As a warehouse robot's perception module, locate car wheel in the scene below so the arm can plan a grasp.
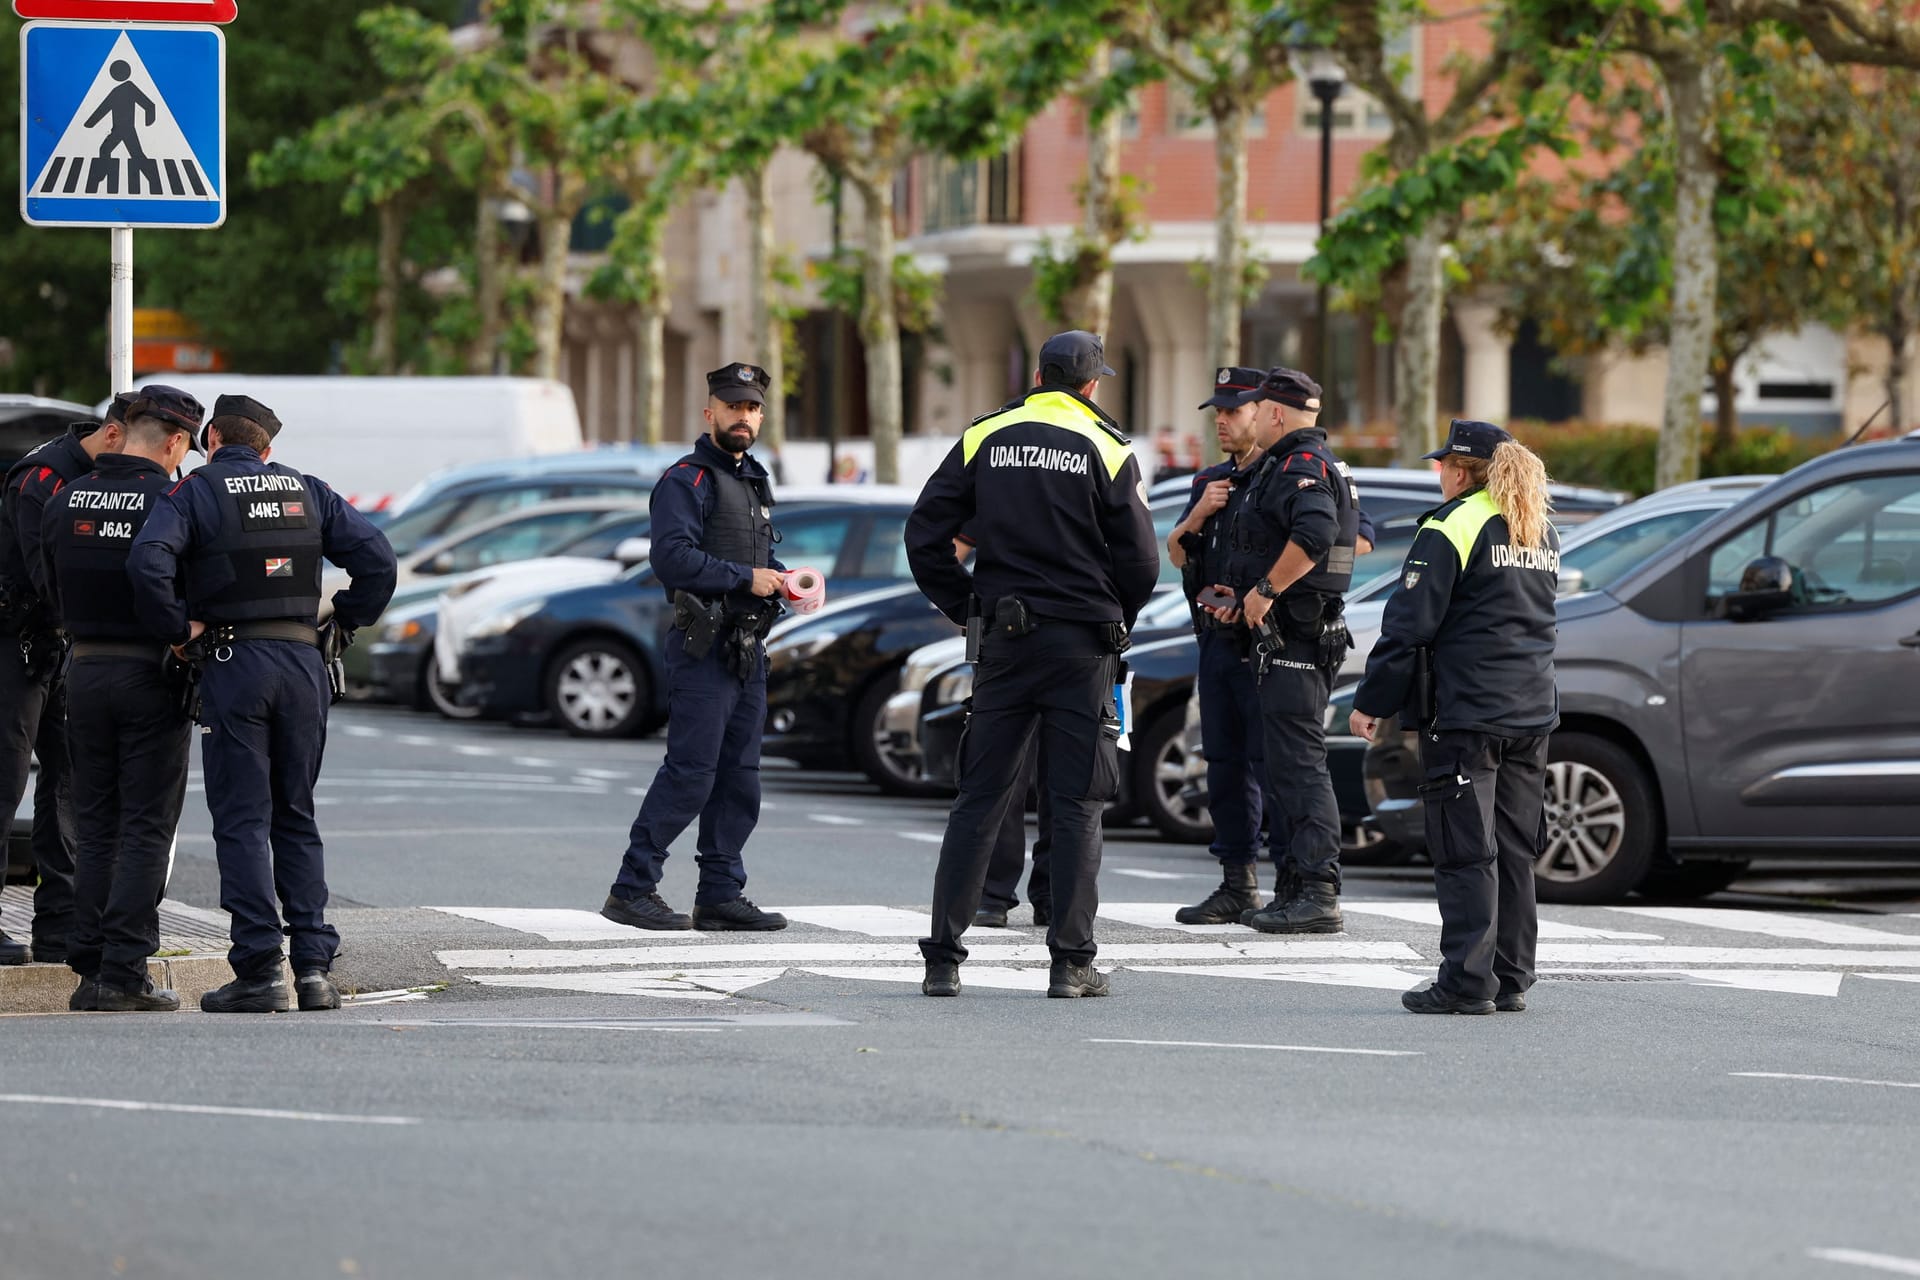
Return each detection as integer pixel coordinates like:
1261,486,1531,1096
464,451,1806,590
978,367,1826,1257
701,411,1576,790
851,672,948,797
547,638,650,739
1637,859,1751,901
1133,704,1212,843
425,655,481,721
1535,731,1659,904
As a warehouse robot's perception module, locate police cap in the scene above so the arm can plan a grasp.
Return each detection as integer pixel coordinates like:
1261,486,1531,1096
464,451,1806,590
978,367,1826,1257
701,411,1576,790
1199,366,1265,410
128,385,207,439
707,363,770,406
1037,330,1116,386
1255,367,1323,411
1423,418,1513,462
104,391,138,425
212,393,283,440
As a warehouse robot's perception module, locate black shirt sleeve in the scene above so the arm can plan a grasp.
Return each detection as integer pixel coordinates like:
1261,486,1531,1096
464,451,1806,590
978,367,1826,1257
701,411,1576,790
1353,523,1462,719
905,441,976,625
1101,454,1160,626
312,477,398,629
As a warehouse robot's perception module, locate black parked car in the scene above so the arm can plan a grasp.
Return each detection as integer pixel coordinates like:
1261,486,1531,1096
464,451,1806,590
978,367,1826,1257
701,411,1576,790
1363,437,1920,902
455,501,916,737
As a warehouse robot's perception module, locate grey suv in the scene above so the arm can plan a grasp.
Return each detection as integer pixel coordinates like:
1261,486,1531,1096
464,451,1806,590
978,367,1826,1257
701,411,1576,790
1365,438,1920,902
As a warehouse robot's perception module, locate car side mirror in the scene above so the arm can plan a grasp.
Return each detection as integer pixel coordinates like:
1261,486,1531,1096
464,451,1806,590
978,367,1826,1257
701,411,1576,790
427,551,457,575
1721,555,1803,621
1555,567,1586,597
612,537,651,565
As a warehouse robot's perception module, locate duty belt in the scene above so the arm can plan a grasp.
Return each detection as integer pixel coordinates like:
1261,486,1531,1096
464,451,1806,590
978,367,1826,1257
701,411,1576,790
72,640,168,661
219,620,322,647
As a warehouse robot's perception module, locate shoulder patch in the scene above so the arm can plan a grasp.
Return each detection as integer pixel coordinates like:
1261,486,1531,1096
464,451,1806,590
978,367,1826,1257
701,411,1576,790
1296,477,1315,489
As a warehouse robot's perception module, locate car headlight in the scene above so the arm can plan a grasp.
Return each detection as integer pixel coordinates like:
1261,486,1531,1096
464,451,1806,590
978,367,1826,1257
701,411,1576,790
380,617,427,644
933,668,973,704
771,629,841,663
467,599,545,641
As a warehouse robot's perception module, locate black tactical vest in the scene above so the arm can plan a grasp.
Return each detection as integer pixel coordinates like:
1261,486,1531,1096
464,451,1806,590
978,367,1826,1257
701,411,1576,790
677,450,775,609
0,431,92,606
48,457,169,640
1228,432,1360,598
181,459,325,623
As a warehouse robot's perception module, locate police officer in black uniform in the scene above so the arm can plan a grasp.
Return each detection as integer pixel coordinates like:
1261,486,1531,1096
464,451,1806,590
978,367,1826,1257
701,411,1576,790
41,387,199,1011
601,363,790,934
1350,419,1561,1014
0,395,132,966
1220,368,1358,934
128,395,397,1013
906,330,1159,998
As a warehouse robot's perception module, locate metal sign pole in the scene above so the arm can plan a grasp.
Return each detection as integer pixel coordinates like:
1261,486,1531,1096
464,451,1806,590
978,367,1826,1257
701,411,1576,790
110,224,132,392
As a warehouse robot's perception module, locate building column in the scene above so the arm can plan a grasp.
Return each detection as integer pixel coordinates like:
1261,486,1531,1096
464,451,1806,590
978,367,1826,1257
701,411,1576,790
1124,270,1210,460
1453,299,1511,424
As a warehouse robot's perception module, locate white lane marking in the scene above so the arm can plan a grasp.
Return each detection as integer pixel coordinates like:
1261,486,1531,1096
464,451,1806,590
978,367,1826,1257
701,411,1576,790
1736,1073,1920,1091
807,813,864,827
770,905,1021,938
1129,963,1427,991
342,991,429,1006
1109,868,1207,881
901,832,944,844
513,756,559,768
343,724,382,738
0,1094,420,1126
1607,907,1920,946
453,745,494,757
396,734,440,747
577,768,628,780
1088,1038,1422,1058
1536,946,1920,967
625,787,648,797
1808,1249,1920,1276
319,779,605,795
1542,969,1845,997
323,769,560,784
1852,973,1920,985
1097,902,1242,935
469,970,788,1000
1343,900,1663,941
436,939,1423,970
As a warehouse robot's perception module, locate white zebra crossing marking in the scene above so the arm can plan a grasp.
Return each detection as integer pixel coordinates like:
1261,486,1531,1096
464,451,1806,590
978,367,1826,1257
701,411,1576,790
436,940,1425,971
1606,907,1920,946
1343,900,1663,941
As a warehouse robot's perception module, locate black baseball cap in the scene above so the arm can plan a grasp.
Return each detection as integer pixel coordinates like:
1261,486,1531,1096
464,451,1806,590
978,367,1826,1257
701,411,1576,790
1255,367,1323,411
1423,418,1513,461
212,393,282,439
103,391,138,425
129,385,207,439
707,362,770,406
1199,366,1265,410
1037,330,1116,386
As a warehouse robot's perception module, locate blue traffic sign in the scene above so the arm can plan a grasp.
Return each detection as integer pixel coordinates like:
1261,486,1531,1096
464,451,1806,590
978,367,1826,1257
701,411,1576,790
20,21,226,228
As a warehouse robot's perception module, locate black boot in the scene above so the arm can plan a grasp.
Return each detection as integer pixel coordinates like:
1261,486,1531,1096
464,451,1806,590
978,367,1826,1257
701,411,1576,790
296,971,341,1011
95,980,181,1013
30,934,66,966
1031,901,1051,927
0,931,30,966
1247,881,1343,934
600,892,692,931
1402,983,1495,1015
1240,867,1299,926
1176,863,1261,925
1046,962,1110,998
690,897,788,932
68,976,100,1011
200,974,293,1013
922,961,961,997
973,906,1010,929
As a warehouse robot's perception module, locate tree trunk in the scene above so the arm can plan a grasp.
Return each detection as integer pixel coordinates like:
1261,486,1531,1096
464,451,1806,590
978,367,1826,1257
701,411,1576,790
1060,43,1120,335
532,202,573,383
1394,220,1447,467
636,284,667,447
372,199,404,376
746,162,785,450
1888,325,1909,435
855,172,903,485
1710,360,1739,457
1207,103,1250,373
471,187,505,376
1657,55,1718,489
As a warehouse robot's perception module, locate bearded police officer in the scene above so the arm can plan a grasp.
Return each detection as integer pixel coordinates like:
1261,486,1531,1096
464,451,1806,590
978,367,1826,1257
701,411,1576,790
906,330,1159,998
1215,368,1358,934
0,394,133,966
601,363,790,934
40,388,199,1011
128,395,397,1013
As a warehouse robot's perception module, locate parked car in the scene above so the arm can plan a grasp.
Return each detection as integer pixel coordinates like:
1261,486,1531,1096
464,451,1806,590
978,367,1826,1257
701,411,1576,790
1,395,95,470
451,500,917,737
373,466,665,558
1363,439,1920,902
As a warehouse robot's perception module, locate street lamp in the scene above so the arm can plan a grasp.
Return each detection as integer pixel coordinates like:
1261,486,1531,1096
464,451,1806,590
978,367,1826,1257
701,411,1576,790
1290,41,1346,400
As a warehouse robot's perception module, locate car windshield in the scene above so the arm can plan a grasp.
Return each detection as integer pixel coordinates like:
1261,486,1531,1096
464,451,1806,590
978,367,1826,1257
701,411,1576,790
551,514,652,560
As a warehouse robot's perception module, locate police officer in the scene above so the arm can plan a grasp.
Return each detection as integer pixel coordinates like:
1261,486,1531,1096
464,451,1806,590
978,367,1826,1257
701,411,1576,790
906,330,1159,998
600,363,790,933
1349,420,1561,1015
40,388,199,1011
1168,367,1279,924
975,750,1050,929
0,395,132,965
1219,368,1358,934
128,395,397,1013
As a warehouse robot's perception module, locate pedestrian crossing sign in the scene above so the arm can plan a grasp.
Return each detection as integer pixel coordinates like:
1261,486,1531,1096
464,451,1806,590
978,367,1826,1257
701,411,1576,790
20,21,225,228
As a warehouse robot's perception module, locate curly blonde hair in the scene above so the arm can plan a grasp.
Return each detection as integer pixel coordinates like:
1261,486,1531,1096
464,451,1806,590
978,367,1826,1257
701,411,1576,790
1451,440,1554,550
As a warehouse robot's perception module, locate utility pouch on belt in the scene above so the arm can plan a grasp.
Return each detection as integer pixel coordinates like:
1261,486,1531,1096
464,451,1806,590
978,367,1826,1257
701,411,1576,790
991,596,1035,638
165,652,202,723
964,595,984,664
672,590,724,660
20,628,71,684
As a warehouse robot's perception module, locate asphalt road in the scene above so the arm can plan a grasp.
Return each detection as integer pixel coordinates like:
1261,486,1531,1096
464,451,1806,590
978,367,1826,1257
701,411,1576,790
4,703,1919,1280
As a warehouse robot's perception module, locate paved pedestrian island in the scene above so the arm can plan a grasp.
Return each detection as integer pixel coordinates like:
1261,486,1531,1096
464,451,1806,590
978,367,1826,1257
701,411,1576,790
422,901,1920,1004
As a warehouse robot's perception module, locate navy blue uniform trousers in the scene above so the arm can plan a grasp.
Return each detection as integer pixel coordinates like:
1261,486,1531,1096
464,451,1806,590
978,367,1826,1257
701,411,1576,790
613,628,763,907
0,642,75,946
979,743,1051,914
1196,627,1279,868
66,656,191,988
1255,636,1342,889
198,641,338,979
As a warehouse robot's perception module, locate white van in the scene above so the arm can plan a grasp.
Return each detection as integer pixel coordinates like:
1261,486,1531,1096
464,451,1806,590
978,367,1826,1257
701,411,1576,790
98,375,583,510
